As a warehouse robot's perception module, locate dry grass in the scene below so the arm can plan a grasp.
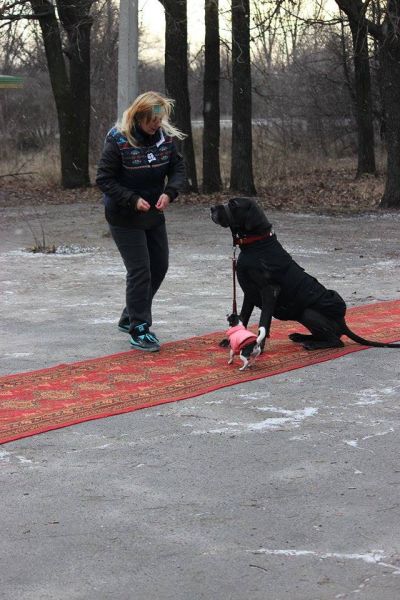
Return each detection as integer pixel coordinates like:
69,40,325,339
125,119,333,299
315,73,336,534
0,140,388,214
191,128,386,214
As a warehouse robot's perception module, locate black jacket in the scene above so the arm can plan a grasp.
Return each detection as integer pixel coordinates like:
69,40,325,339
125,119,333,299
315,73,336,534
96,126,186,228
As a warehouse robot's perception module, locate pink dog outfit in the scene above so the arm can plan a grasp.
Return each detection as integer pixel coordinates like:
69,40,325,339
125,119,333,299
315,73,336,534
226,324,257,354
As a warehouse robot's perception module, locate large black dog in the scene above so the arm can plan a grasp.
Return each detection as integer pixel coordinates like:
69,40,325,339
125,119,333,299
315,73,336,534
211,197,400,351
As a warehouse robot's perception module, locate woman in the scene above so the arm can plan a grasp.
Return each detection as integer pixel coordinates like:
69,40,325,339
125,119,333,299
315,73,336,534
96,91,186,352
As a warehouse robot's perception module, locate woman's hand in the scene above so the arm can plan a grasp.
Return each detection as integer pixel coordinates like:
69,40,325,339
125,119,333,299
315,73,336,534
136,198,151,212
155,194,170,211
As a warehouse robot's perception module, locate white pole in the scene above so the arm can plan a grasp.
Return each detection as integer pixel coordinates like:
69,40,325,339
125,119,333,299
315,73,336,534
118,0,139,120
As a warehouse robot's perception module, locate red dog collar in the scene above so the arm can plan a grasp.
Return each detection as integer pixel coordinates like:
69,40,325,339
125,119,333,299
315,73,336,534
234,231,273,246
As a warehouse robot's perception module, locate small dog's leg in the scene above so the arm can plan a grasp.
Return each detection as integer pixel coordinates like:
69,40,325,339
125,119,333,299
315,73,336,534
247,344,262,368
239,354,250,371
228,349,234,365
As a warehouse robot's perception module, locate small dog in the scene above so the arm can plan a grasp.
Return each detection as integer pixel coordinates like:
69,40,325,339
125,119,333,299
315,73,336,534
226,313,266,370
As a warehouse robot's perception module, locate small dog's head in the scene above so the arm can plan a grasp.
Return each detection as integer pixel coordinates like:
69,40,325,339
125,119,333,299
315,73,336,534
210,197,272,235
227,312,240,327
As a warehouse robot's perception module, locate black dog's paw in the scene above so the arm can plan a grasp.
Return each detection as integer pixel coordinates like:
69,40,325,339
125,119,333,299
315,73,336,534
219,337,230,348
302,342,316,351
289,333,312,343
302,339,344,351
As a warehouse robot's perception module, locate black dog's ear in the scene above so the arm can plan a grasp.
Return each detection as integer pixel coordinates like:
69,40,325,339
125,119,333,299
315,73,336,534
226,197,251,230
243,199,272,232
226,197,272,234
228,197,250,211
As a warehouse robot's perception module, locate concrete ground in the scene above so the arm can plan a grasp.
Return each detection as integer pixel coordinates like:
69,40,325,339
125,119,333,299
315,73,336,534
0,200,400,600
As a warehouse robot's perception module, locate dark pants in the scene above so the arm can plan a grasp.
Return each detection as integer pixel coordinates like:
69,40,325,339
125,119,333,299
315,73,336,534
109,223,169,333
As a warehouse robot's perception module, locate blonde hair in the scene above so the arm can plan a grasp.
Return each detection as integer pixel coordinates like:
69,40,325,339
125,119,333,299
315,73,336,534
117,91,186,146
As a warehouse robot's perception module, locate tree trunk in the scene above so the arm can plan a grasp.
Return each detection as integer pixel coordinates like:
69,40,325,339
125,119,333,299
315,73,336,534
30,0,92,189
379,13,400,208
348,8,376,176
57,1,92,188
159,0,198,193
336,0,400,207
230,0,256,195
202,0,222,192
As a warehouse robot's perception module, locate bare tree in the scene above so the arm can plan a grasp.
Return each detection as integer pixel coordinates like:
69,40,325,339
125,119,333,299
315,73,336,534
158,0,198,193
337,0,400,207
1,1,94,188
90,1,118,155
377,0,400,207
336,1,376,176
202,0,222,192
230,0,256,194
31,0,93,188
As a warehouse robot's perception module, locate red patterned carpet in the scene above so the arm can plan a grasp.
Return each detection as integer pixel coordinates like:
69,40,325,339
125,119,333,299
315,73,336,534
1,300,399,445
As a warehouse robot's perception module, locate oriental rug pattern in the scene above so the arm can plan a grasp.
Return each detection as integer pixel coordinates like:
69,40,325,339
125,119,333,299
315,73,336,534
1,300,399,445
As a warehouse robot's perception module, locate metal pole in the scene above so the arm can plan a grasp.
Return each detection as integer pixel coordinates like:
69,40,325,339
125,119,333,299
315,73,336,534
118,0,139,120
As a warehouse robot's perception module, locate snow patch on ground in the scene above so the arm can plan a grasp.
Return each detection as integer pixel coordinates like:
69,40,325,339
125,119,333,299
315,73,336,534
252,547,400,573
344,428,394,449
352,385,400,406
190,406,317,435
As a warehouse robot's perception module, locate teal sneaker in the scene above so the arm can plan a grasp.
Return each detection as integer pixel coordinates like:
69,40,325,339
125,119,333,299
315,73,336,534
147,329,160,344
130,323,160,352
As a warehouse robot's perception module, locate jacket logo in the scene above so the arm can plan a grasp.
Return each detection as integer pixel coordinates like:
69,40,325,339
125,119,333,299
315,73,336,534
147,152,156,163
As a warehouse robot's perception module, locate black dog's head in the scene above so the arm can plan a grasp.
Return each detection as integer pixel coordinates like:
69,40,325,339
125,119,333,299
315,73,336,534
227,312,240,327
210,197,272,235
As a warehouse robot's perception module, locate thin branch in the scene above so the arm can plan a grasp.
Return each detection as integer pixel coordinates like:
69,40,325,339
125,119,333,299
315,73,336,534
0,171,37,178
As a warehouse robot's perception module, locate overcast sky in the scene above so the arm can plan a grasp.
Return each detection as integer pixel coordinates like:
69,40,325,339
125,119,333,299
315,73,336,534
139,0,229,52
139,0,339,59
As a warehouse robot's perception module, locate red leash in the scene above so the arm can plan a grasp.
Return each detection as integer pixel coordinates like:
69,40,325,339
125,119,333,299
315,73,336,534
232,246,238,315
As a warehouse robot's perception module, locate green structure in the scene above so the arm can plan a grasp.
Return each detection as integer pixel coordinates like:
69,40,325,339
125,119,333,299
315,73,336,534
0,75,23,89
